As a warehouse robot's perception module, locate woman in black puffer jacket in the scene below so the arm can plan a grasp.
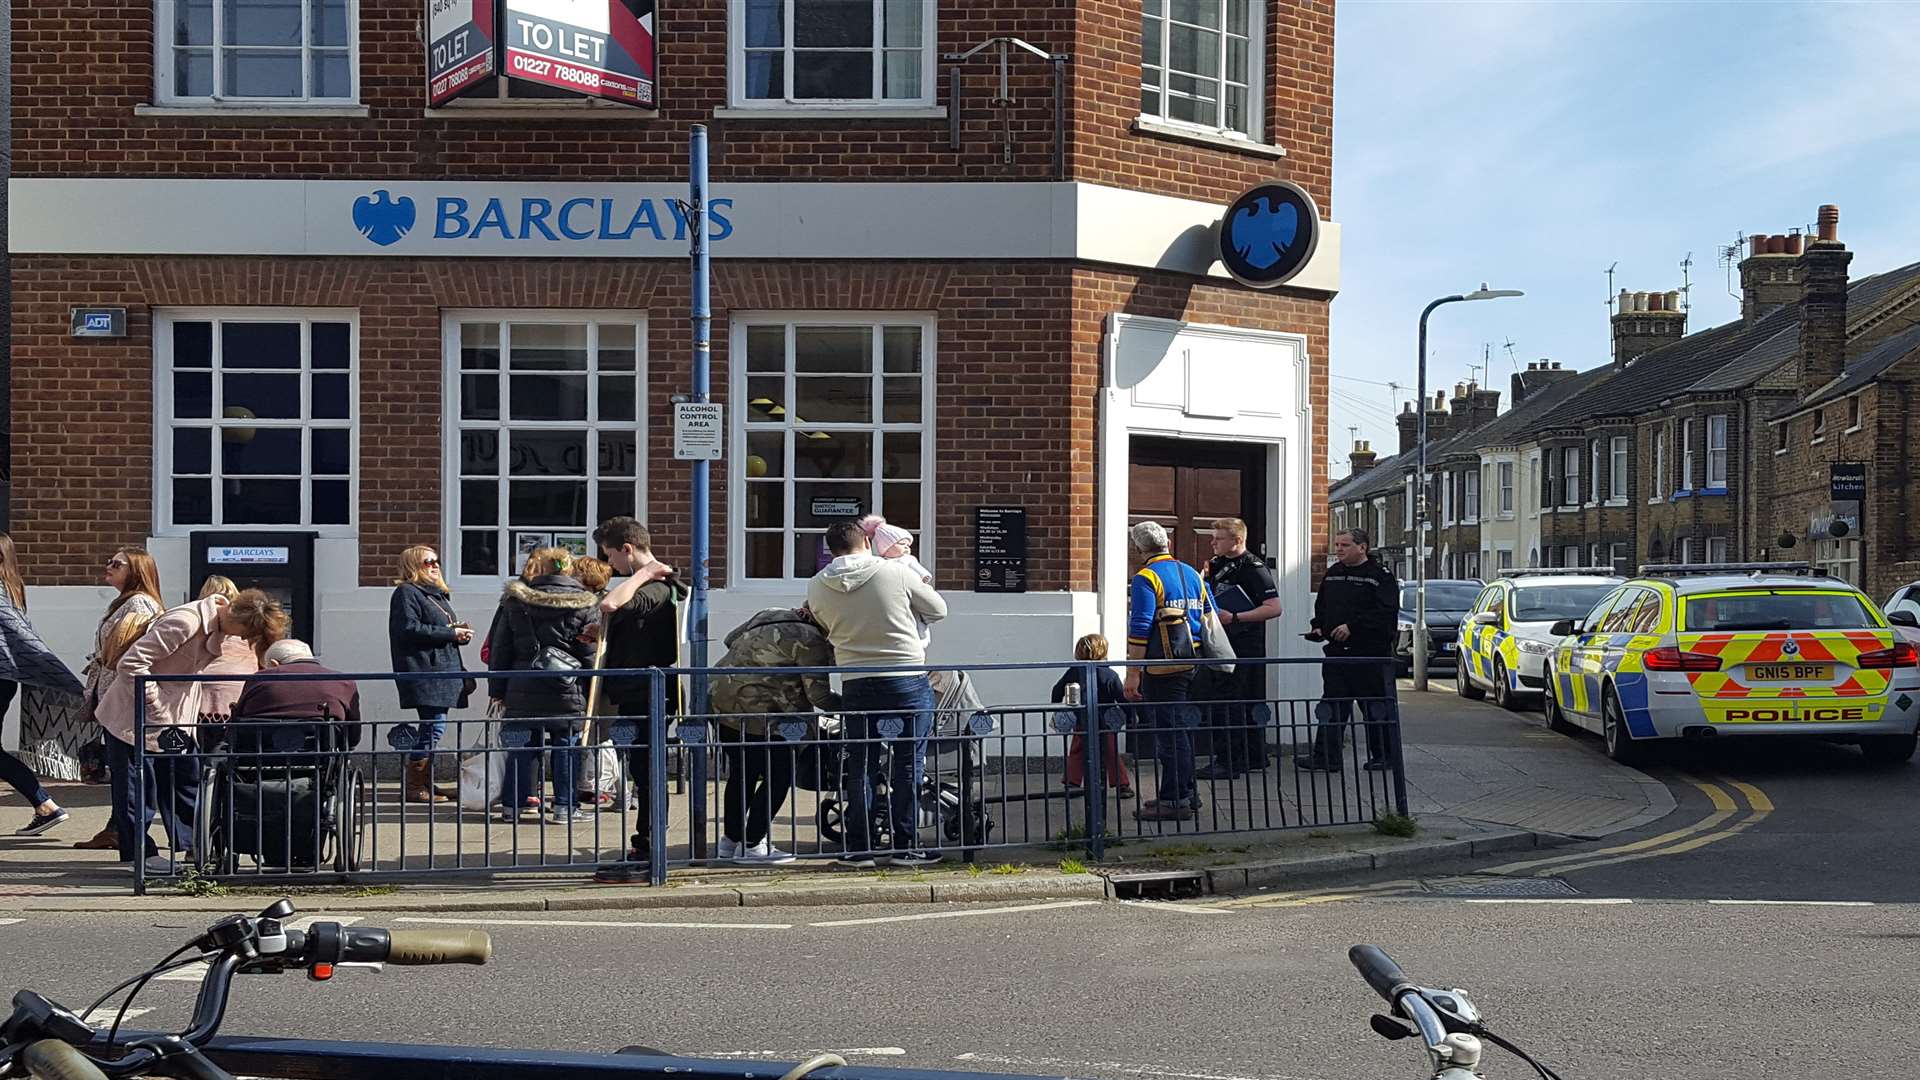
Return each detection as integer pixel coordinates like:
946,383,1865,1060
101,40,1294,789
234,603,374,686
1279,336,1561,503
484,548,600,824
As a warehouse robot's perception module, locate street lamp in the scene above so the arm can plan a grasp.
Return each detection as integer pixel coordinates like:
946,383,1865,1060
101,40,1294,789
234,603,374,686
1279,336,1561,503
1413,284,1523,692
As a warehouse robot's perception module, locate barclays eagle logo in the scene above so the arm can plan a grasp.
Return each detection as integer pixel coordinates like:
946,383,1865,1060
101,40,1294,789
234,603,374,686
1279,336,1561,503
352,190,416,247
1227,196,1301,272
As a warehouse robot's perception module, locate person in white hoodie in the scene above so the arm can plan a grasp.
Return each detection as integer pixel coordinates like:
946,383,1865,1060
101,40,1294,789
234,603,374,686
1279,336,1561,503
806,519,948,868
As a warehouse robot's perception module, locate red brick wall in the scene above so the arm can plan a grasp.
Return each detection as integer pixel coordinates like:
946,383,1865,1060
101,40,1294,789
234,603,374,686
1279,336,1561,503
15,2,1335,206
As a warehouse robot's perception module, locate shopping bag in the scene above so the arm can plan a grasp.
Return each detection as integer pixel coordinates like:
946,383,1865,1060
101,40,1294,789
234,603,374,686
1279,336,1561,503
457,730,505,811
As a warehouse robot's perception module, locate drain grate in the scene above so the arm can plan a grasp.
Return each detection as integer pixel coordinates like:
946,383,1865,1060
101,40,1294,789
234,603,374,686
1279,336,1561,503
1420,875,1579,897
1109,870,1207,901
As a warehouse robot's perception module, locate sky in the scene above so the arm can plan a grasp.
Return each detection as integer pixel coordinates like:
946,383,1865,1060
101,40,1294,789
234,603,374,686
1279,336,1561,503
1328,0,1920,480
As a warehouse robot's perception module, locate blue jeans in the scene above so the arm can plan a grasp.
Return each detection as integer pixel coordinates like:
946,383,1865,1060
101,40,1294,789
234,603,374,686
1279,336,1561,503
1144,672,1197,805
387,708,447,761
107,735,199,861
840,675,934,856
501,720,580,810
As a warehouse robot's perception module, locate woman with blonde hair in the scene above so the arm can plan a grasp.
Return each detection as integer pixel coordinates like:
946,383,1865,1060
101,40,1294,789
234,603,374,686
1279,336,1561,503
386,545,473,804
102,587,287,872
70,548,165,851
192,576,259,726
0,533,86,835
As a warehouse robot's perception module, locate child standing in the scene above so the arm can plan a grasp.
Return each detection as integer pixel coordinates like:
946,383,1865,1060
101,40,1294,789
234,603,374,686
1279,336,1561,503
1051,634,1133,798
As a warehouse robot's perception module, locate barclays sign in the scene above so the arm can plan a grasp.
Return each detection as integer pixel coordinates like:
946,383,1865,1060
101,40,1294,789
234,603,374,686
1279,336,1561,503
350,187,733,249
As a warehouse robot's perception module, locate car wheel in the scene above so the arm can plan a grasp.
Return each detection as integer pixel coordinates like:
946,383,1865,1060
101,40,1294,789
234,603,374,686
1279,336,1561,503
1861,734,1917,767
1602,690,1646,765
1493,659,1519,711
1544,686,1578,735
1458,661,1486,700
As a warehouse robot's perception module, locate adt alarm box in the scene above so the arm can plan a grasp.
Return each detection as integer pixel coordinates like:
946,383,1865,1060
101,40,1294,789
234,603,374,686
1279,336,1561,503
189,532,317,647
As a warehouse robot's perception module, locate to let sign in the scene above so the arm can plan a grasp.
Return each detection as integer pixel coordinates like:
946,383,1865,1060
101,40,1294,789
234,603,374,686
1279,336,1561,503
427,0,497,106
974,506,1029,593
502,0,657,107
1830,463,1867,501
672,402,724,460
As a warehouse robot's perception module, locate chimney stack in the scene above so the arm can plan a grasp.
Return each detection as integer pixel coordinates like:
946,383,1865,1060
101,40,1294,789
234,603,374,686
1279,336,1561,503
1348,439,1378,475
1511,359,1578,404
1611,287,1687,368
1740,230,1804,322
1798,204,1851,397
1396,400,1419,455
1424,391,1451,444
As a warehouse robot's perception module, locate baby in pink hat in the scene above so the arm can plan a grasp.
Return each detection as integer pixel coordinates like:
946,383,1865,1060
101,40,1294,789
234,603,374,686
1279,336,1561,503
860,515,934,643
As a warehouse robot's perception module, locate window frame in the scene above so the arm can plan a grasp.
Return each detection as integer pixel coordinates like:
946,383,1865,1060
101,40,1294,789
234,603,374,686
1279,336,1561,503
1706,536,1729,564
1653,427,1669,500
439,309,651,587
1560,445,1580,508
1847,394,1863,432
1498,461,1515,517
1609,436,1629,500
1588,439,1601,506
727,0,940,112
727,311,937,588
1464,468,1480,525
1679,418,1695,492
1706,414,1728,489
1138,0,1267,141
154,0,360,106
153,307,360,537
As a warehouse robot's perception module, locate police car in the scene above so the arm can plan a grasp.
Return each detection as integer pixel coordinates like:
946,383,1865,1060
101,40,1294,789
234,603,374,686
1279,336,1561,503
1457,569,1624,711
1542,564,1920,766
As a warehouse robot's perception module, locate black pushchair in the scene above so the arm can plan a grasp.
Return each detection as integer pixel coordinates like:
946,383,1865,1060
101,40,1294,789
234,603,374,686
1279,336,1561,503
806,670,995,854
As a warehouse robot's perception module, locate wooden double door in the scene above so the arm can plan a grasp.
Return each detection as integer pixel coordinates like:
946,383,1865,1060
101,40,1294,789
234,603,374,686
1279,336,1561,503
1128,437,1270,567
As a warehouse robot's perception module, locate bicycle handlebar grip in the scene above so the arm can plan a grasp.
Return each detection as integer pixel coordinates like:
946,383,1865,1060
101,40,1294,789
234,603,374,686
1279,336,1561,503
383,929,493,966
1348,945,1411,1004
22,1040,110,1080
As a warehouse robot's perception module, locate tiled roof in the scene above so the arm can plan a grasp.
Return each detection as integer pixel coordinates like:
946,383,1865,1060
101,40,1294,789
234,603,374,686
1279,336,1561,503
1441,367,1608,453
1688,260,1920,393
1330,450,1406,502
1798,319,1920,411
1520,308,1796,431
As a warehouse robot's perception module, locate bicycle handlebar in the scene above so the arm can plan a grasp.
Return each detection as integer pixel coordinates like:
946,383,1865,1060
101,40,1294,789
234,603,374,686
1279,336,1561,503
1347,945,1412,1004
21,1040,110,1080
378,930,493,967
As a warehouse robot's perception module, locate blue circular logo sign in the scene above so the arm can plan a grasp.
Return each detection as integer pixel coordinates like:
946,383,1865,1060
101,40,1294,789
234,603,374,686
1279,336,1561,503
1218,181,1320,288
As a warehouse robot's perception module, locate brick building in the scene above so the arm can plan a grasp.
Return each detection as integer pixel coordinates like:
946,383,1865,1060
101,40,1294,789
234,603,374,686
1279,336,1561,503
6,1,1341,706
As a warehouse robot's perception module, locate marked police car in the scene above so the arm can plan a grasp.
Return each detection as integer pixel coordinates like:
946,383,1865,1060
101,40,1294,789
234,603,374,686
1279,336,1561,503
1457,569,1624,711
1543,564,1920,766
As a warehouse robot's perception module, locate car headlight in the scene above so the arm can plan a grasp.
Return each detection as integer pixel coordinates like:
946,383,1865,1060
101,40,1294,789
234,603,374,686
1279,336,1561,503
1517,639,1553,656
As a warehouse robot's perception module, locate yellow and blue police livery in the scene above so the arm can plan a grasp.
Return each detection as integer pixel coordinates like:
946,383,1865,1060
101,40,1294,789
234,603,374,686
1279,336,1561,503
1543,564,1920,766
1458,569,1623,711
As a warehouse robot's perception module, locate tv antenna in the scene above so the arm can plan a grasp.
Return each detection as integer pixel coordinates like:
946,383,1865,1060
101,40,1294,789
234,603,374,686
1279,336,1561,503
1605,262,1619,315
1502,338,1519,373
1718,231,1747,300
1679,251,1693,322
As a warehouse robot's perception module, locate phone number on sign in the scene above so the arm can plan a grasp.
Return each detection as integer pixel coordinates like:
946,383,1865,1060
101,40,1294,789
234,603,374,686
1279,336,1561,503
510,52,604,90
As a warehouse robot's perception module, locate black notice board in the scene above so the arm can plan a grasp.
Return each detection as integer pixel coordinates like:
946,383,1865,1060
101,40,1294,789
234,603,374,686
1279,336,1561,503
1830,463,1867,501
975,506,1028,593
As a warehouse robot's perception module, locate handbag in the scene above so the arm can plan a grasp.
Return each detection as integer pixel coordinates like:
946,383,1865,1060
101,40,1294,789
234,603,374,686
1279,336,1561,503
507,600,584,692
1199,608,1238,678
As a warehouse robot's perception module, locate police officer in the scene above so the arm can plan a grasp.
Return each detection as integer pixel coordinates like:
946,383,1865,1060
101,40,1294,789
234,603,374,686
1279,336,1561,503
1198,517,1281,778
1304,528,1399,771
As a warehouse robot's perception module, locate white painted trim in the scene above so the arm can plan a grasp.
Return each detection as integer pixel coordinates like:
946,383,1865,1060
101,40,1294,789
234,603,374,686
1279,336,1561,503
438,309,650,589
424,106,658,120
725,0,938,111
153,0,361,107
712,106,947,120
135,104,371,118
1137,0,1265,141
1131,117,1286,159
151,308,360,539
725,312,937,590
6,179,1342,295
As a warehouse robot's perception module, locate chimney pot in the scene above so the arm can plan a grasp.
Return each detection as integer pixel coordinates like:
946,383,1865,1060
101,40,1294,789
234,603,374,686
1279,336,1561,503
1633,291,1649,312
1818,204,1840,242
1650,292,1665,312
1783,234,1803,255
1667,290,1682,310
1750,234,1770,257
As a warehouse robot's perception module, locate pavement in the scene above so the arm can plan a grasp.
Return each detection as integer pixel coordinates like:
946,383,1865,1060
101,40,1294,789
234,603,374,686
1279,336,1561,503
0,683,1675,912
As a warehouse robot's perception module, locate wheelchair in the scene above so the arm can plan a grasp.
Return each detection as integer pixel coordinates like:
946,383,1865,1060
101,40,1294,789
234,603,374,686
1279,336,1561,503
192,714,367,875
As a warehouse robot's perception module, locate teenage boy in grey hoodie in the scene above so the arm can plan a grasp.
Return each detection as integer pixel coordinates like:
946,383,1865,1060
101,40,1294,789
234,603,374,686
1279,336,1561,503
806,520,948,867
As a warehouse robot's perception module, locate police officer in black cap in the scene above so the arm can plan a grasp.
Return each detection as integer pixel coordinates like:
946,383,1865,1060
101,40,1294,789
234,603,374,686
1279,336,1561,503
1303,528,1399,771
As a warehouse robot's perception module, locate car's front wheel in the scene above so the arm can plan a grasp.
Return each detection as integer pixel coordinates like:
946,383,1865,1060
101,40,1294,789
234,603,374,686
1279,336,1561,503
1493,659,1520,711
1861,733,1917,767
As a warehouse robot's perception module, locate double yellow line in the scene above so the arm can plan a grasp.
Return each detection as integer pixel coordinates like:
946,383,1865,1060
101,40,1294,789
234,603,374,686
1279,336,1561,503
1480,774,1773,878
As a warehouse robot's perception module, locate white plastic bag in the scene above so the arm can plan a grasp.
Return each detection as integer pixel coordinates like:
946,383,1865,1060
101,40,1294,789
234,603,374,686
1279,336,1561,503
457,732,504,811
580,739,625,799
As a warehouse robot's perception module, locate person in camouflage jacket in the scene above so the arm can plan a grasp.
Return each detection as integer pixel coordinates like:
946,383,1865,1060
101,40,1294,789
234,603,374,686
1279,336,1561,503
708,608,840,864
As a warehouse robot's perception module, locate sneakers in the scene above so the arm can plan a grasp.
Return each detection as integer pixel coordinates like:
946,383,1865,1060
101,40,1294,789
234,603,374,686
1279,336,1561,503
593,855,650,884
15,808,69,836
550,806,595,823
1133,800,1196,822
734,840,797,866
141,855,181,876
1194,761,1244,781
887,850,943,868
1362,759,1392,772
833,854,879,869
716,836,740,862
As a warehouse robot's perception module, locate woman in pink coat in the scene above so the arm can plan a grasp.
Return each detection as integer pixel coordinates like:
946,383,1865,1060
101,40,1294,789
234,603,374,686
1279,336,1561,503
97,589,287,870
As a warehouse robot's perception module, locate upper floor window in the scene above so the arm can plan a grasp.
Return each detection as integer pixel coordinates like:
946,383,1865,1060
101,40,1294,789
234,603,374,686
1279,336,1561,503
1653,427,1669,499
1609,436,1628,499
1560,446,1580,507
1498,461,1514,515
1140,0,1263,138
731,0,935,110
157,311,357,532
157,0,357,105
1464,469,1480,523
1848,395,1863,430
1706,415,1728,488
1679,418,1694,492
1589,440,1600,504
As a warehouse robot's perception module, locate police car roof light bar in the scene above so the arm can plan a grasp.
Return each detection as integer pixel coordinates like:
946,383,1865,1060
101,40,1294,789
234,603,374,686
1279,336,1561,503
1495,567,1619,578
1637,562,1820,578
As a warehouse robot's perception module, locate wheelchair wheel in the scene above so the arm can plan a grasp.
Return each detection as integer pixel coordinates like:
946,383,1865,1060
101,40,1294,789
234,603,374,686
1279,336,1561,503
816,798,844,844
333,766,367,873
192,763,236,876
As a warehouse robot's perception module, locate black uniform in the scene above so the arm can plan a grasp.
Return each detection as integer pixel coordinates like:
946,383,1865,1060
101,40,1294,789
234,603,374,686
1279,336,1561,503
1203,551,1280,774
1307,556,1400,769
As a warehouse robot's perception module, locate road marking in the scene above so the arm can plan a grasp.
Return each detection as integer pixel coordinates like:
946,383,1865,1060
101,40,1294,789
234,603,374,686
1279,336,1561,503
1120,900,1235,915
1461,898,1635,905
1707,899,1874,907
707,1048,908,1059
1725,779,1775,814
1218,880,1417,909
1526,774,1772,877
395,916,794,930
955,1051,1321,1080
157,916,363,981
808,899,1101,927
1477,773,1760,877
0,918,20,926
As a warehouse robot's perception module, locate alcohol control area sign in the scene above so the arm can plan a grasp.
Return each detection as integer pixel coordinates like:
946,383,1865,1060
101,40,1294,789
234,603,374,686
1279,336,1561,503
673,402,723,460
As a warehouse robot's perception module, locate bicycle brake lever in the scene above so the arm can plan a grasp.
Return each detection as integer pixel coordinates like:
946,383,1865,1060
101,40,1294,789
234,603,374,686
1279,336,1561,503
1369,1014,1417,1041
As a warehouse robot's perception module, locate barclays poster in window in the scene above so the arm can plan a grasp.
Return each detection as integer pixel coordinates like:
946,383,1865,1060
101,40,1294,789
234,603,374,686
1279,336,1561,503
502,0,657,108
